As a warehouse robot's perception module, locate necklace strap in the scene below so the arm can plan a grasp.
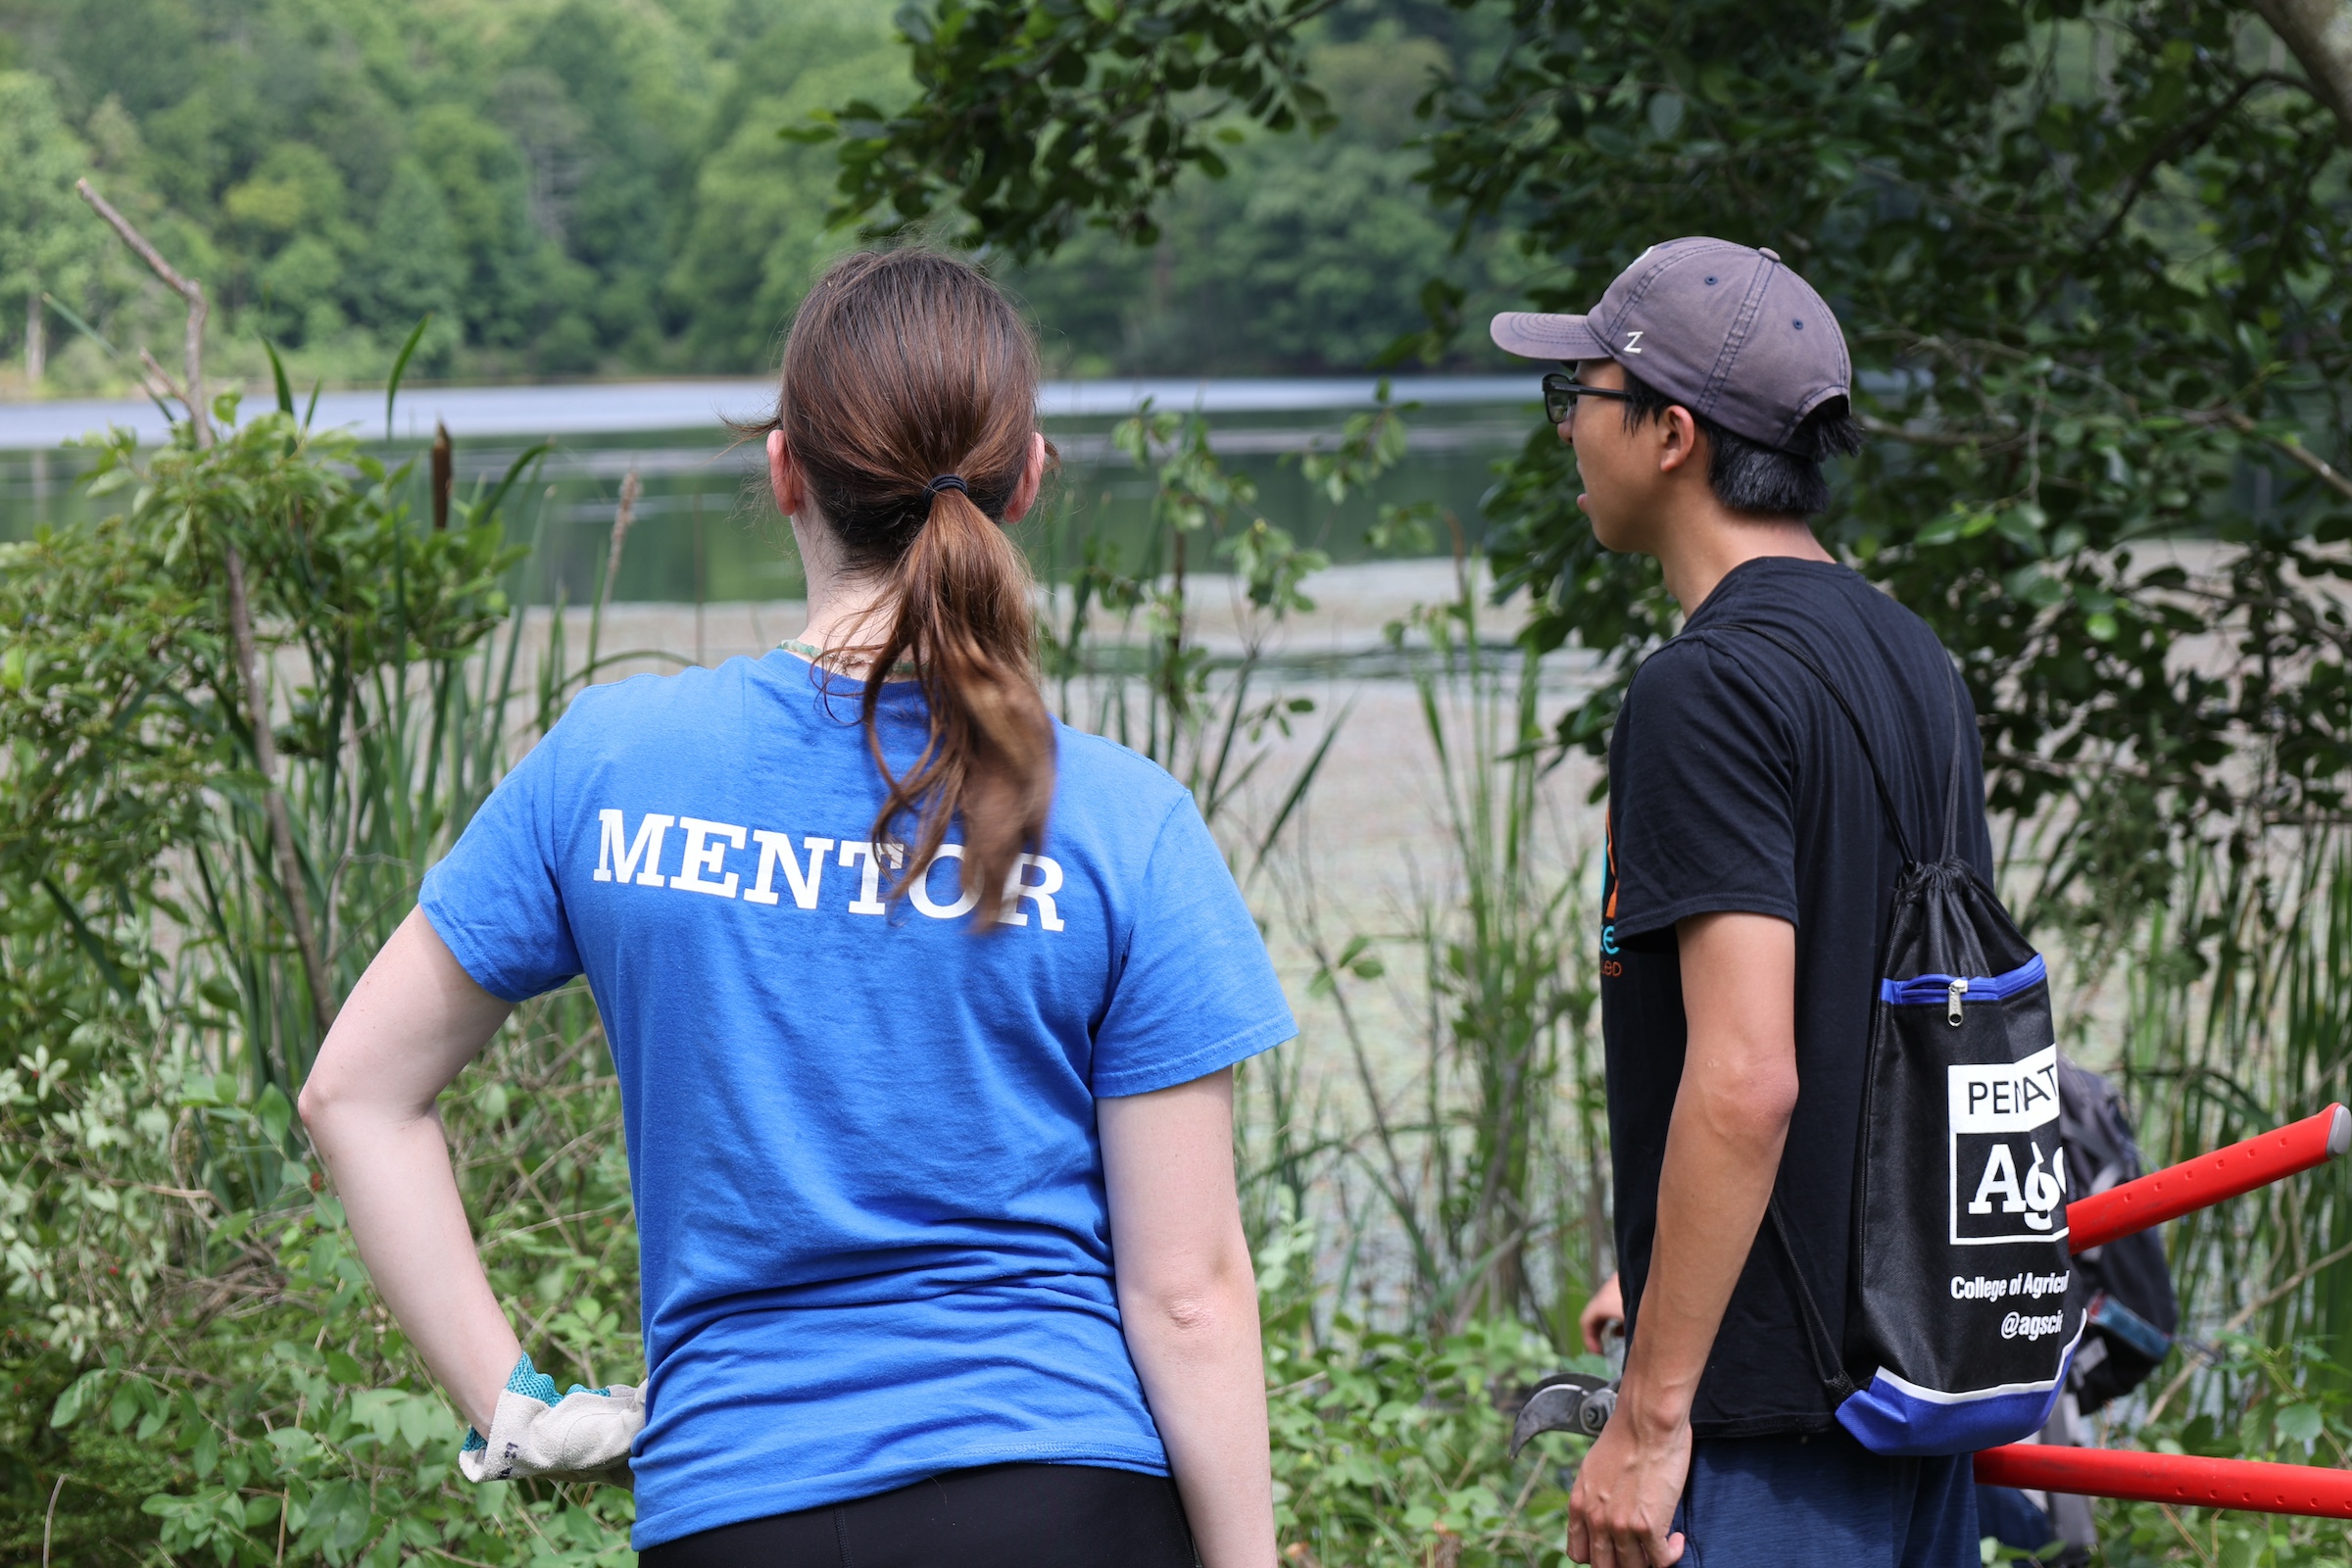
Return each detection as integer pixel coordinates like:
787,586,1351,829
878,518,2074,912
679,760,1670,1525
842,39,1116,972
779,638,919,678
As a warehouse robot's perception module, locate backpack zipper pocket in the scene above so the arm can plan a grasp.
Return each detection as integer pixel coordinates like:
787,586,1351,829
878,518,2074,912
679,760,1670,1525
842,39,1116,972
1879,954,2046,1012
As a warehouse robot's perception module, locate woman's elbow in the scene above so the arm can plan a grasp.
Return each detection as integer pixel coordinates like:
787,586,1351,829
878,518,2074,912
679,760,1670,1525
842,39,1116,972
1127,1257,1259,1342
297,1054,374,1142
295,1073,338,1140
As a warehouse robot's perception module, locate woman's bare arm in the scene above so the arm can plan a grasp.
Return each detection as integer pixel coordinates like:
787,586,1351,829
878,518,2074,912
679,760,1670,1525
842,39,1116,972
299,906,519,1433
1099,1067,1276,1568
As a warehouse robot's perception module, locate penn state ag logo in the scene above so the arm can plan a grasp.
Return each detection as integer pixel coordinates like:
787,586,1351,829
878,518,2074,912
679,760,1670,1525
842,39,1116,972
1947,1045,2068,1246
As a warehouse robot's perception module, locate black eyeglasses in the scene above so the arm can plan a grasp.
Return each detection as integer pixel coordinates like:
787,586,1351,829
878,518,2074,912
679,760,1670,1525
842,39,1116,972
1543,371,1635,425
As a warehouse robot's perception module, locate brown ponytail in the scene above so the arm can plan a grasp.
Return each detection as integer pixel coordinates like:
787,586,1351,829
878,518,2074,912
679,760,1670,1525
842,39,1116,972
766,250,1054,919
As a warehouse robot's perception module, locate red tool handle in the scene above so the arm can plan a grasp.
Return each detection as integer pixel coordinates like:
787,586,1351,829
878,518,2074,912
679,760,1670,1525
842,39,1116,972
1976,1444,2352,1519
2067,1104,2351,1254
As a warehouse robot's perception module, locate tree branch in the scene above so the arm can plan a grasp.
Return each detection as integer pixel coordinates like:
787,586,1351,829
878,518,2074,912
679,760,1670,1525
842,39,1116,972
2248,0,2352,143
2194,408,2352,503
74,178,210,447
77,172,340,1037
1859,413,2031,454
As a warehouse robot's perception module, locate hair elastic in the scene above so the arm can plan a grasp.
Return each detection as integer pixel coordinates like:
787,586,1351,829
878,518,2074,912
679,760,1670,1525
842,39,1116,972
923,474,969,498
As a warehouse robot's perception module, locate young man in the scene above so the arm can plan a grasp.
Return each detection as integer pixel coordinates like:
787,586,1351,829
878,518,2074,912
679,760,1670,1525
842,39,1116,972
1492,238,1993,1568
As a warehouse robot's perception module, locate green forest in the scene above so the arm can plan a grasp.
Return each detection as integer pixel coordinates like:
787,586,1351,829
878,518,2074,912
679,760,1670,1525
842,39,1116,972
0,0,1504,391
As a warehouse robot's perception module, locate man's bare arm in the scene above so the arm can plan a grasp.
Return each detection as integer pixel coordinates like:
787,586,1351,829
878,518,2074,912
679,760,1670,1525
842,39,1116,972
1567,910,1800,1568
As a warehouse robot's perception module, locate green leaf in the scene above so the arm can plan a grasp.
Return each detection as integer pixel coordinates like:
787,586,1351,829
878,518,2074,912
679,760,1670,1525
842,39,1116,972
324,1349,368,1385
395,1394,442,1450
51,1369,104,1429
267,1424,321,1464
465,441,555,530
2275,1402,2324,1446
384,315,433,441
1992,504,2046,554
193,1423,220,1480
265,339,295,417
256,1082,294,1147
778,114,840,144
1913,510,1972,547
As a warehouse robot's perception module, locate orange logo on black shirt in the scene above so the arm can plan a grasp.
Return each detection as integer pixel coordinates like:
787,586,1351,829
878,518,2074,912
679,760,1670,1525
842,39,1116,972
1600,805,1621,974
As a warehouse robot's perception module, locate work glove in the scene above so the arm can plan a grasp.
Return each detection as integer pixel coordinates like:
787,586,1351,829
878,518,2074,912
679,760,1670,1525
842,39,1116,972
458,1352,643,1485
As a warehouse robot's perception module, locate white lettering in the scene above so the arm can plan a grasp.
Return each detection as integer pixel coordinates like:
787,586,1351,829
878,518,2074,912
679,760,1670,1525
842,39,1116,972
1969,1141,2025,1215
1949,1046,2061,1133
2022,1146,2066,1229
746,832,834,907
909,845,981,919
838,841,903,915
1624,329,1645,354
1950,1269,2069,1303
2001,1310,2066,1342
668,817,746,898
996,854,1065,931
594,810,674,886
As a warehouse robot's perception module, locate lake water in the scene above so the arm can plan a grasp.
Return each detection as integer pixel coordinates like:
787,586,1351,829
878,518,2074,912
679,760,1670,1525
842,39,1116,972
0,377,1546,602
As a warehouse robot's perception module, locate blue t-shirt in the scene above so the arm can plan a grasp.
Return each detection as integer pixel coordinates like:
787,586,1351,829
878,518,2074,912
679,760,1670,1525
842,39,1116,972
418,651,1297,1547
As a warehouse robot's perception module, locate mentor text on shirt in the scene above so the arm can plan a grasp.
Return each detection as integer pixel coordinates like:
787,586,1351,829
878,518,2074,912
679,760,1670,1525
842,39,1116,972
592,808,1068,928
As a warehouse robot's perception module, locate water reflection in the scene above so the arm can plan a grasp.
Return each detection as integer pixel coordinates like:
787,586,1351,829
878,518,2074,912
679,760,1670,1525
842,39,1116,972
0,391,1543,602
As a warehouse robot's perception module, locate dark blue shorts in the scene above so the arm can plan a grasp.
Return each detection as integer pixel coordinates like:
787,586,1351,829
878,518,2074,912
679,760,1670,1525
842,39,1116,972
1671,1432,1979,1568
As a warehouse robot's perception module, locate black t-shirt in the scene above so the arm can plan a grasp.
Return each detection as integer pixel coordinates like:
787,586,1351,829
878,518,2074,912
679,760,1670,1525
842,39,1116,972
1600,556,1994,1438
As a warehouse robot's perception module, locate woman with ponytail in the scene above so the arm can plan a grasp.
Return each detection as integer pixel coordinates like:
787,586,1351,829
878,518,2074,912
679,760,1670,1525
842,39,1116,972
300,251,1293,1566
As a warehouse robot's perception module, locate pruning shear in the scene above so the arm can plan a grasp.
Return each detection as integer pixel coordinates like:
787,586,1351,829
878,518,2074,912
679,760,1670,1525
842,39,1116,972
1509,1370,1617,1456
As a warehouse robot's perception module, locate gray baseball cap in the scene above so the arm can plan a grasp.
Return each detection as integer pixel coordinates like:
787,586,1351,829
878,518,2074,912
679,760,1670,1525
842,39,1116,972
1491,237,1851,456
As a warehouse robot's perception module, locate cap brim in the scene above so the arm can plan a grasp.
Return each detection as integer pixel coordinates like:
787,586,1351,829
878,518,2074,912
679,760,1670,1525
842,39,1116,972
1490,312,1610,362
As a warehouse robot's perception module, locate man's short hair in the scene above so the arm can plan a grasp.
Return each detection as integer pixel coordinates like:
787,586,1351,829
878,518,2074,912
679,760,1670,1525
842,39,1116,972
1619,370,1866,518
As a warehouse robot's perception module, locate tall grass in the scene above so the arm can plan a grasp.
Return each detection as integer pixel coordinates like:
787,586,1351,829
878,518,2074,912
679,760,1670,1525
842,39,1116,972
2111,836,2352,1413
1029,403,1602,1347
1257,553,1599,1346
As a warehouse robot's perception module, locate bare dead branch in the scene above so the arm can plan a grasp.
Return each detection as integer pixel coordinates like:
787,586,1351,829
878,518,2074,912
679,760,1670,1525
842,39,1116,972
75,177,210,447
2200,408,2352,503
41,1472,66,1568
76,174,339,1038
137,348,196,422
1860,413,2031,453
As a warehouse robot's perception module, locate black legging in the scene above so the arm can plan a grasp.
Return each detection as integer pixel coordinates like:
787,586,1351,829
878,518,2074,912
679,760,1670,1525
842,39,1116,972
639,1462,1199,1568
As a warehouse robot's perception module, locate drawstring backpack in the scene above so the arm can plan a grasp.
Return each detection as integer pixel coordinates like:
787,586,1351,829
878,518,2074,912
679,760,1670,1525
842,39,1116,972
1716,623,2083,1456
